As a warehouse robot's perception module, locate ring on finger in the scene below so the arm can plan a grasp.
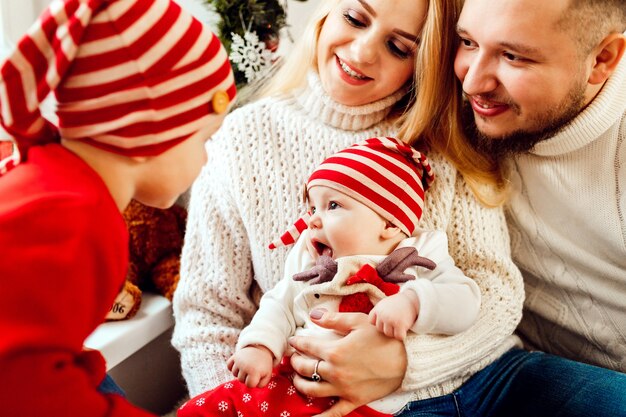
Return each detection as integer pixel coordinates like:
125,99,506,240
311,359,322,382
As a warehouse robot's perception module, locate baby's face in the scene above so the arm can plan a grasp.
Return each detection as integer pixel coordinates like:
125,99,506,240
305,186,390,260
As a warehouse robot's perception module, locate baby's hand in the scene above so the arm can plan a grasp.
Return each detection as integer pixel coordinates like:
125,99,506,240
369,290,419,340
227,345,274,388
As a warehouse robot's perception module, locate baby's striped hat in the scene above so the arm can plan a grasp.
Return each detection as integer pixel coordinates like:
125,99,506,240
0,0,236,174
269,136,435,249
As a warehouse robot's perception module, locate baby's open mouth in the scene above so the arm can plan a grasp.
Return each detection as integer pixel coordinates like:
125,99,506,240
313,240,334,258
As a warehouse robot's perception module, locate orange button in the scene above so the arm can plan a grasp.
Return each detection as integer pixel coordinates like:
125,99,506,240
211,90,230,114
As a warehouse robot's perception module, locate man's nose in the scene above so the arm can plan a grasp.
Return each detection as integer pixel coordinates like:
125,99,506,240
457,51,498,96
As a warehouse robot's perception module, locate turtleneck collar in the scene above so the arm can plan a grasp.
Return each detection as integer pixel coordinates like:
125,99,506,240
531,56,626,156
294,71,407,131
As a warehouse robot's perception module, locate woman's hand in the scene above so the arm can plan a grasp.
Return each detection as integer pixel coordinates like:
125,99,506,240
289,309,407,417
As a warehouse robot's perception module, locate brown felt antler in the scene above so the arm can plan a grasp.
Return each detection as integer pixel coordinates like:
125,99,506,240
293,255,338,285
376,247,436,283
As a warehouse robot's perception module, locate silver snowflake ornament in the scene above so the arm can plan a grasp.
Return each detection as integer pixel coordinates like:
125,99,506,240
229,31,275,83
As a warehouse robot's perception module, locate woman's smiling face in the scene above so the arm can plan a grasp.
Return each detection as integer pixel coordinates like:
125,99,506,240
316,0,427,106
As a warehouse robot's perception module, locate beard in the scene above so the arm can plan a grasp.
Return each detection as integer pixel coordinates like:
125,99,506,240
462,81,587,159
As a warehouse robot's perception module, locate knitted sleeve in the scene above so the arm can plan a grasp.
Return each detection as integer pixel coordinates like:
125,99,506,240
399,154,524,397
172,124,259,396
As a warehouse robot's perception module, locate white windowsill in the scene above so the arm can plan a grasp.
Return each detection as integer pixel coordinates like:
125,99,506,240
85,293,174,371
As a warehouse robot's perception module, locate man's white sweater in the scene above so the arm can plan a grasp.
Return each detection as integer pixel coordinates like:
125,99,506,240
172,72,523,399
507,57,626,371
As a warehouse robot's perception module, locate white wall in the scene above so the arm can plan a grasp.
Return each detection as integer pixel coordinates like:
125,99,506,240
285,0,320,40
0,0,49,54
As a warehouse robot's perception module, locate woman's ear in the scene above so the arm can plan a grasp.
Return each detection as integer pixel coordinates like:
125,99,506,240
588,33,626,85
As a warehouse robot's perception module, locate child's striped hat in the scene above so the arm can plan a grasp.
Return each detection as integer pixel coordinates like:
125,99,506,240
0,0,236,174
269,136,435,249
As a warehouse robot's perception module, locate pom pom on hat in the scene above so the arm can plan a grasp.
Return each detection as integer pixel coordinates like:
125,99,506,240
269,136,434,249
0,0,236,173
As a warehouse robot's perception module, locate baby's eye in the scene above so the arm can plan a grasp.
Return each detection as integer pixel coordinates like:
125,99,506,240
328,201,339,210
310,206,316,214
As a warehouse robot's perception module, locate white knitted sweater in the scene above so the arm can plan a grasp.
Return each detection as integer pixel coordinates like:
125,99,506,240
172,72,524,399
507,57,626,371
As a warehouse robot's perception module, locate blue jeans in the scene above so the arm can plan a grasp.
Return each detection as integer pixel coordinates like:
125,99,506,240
398,348,626,417
97,374,126,397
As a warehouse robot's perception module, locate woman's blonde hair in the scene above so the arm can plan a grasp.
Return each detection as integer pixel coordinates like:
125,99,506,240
398,0,507,206
260,0,506,206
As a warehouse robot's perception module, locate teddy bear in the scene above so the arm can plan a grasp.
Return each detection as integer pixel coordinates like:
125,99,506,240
106,199,187,321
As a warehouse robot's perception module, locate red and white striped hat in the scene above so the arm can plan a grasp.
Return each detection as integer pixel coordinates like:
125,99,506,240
0,0,236,174
269,137,435,249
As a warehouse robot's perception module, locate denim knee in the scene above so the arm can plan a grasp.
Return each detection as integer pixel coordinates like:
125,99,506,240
500,350,626,417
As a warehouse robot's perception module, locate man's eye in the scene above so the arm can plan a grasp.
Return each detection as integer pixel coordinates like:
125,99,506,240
459,37,474,48
503,52,522,62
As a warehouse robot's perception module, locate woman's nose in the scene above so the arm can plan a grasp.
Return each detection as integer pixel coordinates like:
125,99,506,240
350,32,378,65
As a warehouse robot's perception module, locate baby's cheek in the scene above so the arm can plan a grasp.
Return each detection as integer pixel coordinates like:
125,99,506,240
305,239,320,261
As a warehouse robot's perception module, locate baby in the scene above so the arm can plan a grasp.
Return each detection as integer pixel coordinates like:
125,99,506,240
179,137,480,417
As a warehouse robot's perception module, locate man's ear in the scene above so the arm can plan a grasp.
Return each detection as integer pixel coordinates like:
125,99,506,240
588,33,626,85
381,222,404,240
